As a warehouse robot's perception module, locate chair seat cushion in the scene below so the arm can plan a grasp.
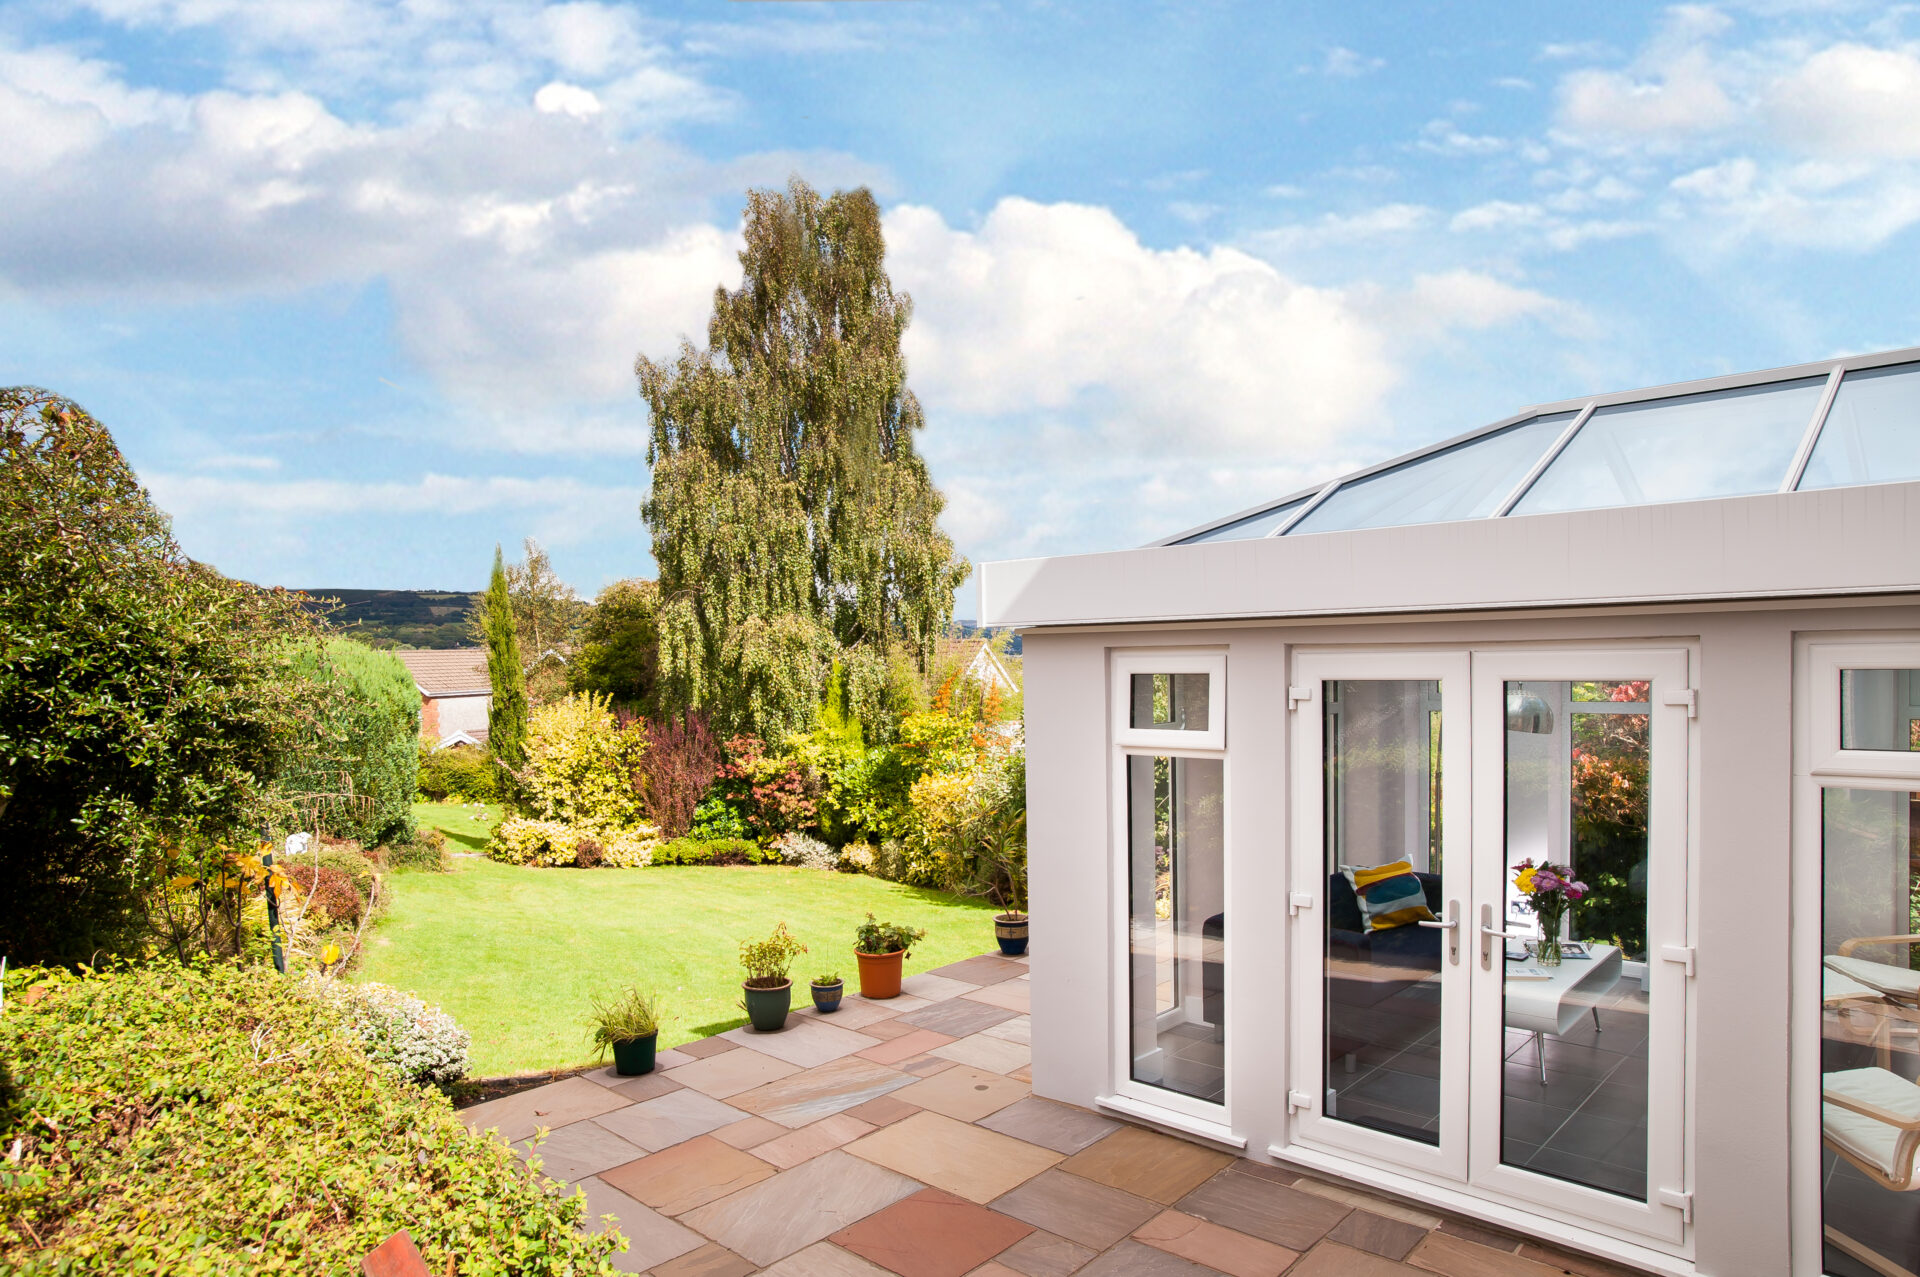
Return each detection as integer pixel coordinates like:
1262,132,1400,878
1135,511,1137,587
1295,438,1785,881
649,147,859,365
1825,967,1882,1004
1827,954,1920,1001
1824,1067,1920,1184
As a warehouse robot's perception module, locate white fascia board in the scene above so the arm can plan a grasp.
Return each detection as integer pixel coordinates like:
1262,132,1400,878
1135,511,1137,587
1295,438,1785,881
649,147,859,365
979,479,1920,628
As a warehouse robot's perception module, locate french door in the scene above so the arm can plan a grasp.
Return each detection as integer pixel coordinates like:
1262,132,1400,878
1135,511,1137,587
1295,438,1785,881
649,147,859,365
1289,646,1694,1248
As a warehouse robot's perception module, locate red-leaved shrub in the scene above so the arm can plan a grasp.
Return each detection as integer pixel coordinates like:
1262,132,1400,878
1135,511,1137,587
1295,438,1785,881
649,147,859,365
637,713,722,838
286,864,364,927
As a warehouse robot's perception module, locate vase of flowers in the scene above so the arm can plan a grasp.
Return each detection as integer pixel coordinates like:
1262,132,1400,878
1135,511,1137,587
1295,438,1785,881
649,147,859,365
1512,859,1587,967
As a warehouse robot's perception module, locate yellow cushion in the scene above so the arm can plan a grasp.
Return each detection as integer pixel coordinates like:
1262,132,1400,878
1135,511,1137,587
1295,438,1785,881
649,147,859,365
1341,860,1436,932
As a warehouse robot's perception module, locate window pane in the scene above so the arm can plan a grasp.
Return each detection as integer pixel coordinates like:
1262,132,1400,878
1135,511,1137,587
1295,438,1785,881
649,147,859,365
1126,754,1224,1103
1820,786,1920,1276
1176,497,1308,544
1840,670,1920,751
1129,672,1211,731
1502,679,1650,1201
1512,377,1826,517
1288,414,1573,536
1801,362,1920,492
1322,680,1444,1145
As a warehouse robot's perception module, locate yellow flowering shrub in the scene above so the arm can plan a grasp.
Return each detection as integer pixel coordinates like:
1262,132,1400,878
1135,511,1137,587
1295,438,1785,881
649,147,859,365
490,817,659,868
520,693,649,827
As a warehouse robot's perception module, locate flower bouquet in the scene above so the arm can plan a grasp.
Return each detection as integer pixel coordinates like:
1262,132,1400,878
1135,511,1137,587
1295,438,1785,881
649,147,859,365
1512,859,1587,967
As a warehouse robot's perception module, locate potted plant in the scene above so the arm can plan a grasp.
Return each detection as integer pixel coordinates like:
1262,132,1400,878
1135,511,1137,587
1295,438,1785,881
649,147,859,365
587,986,662,1076
810,972,845,1013
854,914,927,999
740,922,807,1032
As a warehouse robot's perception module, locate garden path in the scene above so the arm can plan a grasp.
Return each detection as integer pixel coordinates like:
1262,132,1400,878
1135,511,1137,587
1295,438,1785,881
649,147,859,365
460,953,1644,1277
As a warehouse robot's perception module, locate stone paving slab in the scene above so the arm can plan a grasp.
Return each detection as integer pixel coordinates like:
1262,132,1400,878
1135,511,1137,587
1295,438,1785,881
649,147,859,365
724,1017,885,1068
462,1075,629,1143
593,1089,750,1152
729,1056,920,1128
845,1110,1062,1204
678,1149,923,1266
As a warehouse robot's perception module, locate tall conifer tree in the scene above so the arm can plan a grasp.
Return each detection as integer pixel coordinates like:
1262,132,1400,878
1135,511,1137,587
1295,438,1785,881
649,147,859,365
639,178,969,739
482,545,529,770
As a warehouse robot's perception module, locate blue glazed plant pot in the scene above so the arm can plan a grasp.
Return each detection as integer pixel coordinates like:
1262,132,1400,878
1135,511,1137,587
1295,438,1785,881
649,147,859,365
810,981,845,1013
995,913,1030,957
743,981,792,1032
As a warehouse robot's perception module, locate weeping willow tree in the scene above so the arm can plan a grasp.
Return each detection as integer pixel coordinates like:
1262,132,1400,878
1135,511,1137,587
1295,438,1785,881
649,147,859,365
639,178,969,740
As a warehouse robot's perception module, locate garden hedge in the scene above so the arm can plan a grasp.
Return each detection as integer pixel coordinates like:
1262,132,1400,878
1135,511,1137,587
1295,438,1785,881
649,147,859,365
0,962,622,1275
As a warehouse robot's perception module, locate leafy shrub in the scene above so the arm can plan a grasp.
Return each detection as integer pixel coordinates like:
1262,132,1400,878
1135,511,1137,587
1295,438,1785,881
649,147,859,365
740,923,806,985
586,986,661,1056
910,746,1026,910
854,913,926,956
286,863,365,928
712,734,819,839
687,795,751,841
285,639,420,846
650,837,779,866
489,816,658,868
0,390,324,963
388,827,452,873
321,979,472,1087
416,742,496,802
0,962,618,1275
775,831,837,870
518,693,648,827
637,713,721,838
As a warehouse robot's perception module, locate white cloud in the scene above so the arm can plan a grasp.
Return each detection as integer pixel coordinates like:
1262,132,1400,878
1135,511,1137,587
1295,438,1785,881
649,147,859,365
1765,43,1920,158
1321,47,1384,78
1450,200,1548,232
534,81,602,118
888,198,1397,459
1253,203,1435,253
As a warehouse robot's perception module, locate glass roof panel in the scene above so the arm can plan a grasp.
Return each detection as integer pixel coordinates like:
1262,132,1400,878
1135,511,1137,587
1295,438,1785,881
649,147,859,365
1176,497,1310,544
1799,362,1920,491
1511,376,1826,518
1285,412,1574,537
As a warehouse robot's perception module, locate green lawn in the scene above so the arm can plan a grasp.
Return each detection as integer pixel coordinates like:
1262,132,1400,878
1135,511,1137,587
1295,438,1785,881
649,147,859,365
414,800,502,852
357,847,1001,1078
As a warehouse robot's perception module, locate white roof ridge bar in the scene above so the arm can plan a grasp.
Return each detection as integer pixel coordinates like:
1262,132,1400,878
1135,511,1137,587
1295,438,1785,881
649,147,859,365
1269,477,1343,536
1492,400,1596,518
1780,365,1843,494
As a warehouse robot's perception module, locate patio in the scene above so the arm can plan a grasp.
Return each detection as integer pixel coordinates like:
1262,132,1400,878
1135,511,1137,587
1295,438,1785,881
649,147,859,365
461,951,1643,1277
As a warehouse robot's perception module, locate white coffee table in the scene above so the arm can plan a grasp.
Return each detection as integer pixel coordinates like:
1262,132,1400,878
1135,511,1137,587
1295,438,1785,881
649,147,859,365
1505,943,1622,1085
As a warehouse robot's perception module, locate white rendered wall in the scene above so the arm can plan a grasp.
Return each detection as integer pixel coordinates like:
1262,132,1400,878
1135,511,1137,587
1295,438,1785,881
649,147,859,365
434,692,490,739
1022,598,1920,1277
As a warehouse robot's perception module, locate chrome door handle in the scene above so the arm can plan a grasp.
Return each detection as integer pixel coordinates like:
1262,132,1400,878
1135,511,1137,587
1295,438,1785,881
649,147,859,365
1419,900,1461,963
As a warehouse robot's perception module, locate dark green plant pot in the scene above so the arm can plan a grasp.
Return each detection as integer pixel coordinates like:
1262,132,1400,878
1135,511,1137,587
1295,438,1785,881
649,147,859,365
995,913,1030,957
811,981,845,1013
743,981,792,1032
611,1032,657,1076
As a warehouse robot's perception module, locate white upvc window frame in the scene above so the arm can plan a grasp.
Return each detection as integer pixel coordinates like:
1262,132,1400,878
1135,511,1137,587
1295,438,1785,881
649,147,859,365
1791,633,1920,1277
1112,652,1228,751
1107,648,1233,1130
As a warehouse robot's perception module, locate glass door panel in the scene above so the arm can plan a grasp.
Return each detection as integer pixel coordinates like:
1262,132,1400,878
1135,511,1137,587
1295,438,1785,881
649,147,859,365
1291,652,1469,1180
1126,754,1225,1103
1469,648,1690,1246
1323,679,1447,1144
1499,679,1652,1202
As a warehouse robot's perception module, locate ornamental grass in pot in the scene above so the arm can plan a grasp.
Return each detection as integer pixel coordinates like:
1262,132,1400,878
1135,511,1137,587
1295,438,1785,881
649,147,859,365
587,986,663,1076
853,914,927,999
740,923,807,1032
810,972,844,1013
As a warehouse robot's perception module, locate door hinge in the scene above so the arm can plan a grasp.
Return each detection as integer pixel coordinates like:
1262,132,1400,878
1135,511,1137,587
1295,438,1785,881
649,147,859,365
1289,891,1315,916
1660,945,1697,977
1662,689,1697,718
1656,1187,1693,1224
1288,1090,1314,1113
1288,685,1314,710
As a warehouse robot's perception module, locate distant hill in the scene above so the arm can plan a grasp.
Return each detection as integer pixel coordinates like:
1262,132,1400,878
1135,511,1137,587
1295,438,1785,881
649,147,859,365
298,589,480,650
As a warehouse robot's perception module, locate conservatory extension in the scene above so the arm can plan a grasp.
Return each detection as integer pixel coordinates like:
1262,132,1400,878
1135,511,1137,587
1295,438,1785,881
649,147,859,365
978,346,1920,1277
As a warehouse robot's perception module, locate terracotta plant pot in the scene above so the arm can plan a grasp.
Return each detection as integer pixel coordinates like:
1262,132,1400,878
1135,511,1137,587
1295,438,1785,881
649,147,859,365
811,980,845,1013
742,980,792,1032
855,948,906,999
611,1032,657,1076
994,912,1030,957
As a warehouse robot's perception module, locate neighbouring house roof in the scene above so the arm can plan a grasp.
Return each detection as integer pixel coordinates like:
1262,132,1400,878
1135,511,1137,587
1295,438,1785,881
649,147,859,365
935,636,1017,693
395,647,491,697
434,728,488,751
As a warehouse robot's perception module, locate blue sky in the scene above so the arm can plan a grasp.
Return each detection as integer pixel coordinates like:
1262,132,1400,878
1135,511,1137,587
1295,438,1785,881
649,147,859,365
4,1,1919,613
